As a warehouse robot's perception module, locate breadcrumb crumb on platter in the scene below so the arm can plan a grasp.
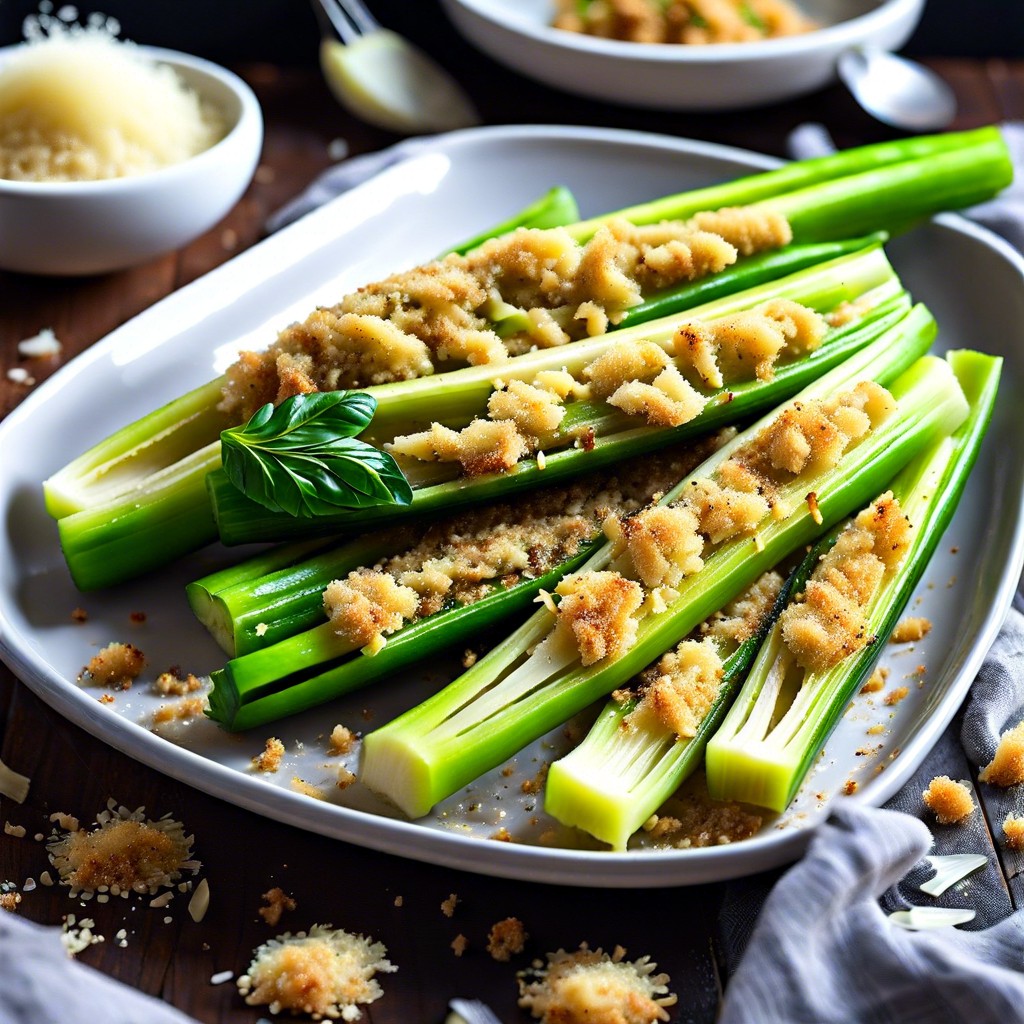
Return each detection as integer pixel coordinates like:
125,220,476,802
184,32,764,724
1,128,1022,887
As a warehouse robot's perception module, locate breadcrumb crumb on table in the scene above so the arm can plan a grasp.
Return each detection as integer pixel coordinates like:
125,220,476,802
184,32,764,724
237,924,396,1022
80,641,145,690
0,891,22,912
883,686,910,707
451,933,467,957
487,917,528,962
327,725,356,756
922,776,975,824
47,804,195,896
517,943,676,1024
1003,813,1024,850
259,887,297,927
979,721,1024,787
441,893,460,918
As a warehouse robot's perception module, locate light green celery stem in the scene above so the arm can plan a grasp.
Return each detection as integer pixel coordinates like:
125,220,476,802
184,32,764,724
188,525,417,656
56,442,221,592
446,186,580,256
766,138,1013,243
360,349,968,818
544,616,778,851
704,350,1001,812
565,127,1009,242
43,377,231,519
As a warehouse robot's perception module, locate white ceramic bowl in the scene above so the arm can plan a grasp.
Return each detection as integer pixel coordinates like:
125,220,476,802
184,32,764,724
440,0,927,111
0,45,263,276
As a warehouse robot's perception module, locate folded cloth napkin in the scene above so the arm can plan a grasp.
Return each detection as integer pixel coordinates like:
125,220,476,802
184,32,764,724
0,911,198,1024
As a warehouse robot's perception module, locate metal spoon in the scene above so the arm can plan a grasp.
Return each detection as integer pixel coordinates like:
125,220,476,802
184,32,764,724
311,0,479,135
838,46,957,133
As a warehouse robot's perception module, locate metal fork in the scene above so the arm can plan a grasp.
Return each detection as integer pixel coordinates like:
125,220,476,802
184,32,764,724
310,0,380,46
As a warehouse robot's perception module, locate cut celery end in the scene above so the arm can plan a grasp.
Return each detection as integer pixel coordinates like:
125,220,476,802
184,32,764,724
360,350,968,818
43,377,230,519
57,441,221,591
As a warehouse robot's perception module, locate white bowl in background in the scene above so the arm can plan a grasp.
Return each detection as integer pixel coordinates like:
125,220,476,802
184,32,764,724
440,0,926,110
0,46,263,276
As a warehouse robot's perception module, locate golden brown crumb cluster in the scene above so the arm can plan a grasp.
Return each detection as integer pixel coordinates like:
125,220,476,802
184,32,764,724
979,721,1024,787
518,943,677,1024
922,776,975,824
80,641,145,690
780,492,911,673
252,737,286,773
703,570,784,645
553,571,645,667
487,917,528,962
47,804,195,895
219,210,790,420
259,887,297,927
643,780,762,848
1003,813,1024,850
324,443,719,651
238,924,396,1021
0,891,21,912
553,0,816,44
891,616,932,644
632,638,724,738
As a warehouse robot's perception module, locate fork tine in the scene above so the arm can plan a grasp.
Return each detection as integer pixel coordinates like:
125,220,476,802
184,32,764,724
335,0,380,35
310,0,361,45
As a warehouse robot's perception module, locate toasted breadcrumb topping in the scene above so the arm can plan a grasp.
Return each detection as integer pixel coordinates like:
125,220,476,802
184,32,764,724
1003,813,1024,850
922,776,975,824
861,666,889,693
259,887,297,927
631,638,724,738
487,916,528,962
220,211,790,420
388,418,530,477
780,492,911,673
451,934,468,957
553,0,815,44
47,802,196,896
441,893,460,918
674,299,826,390
643,778,762,848
80,641,145,690
153,669,204,696
237,924,396,1021
328,725,356,756
152,696,206,725
253,737,286,773
979,721,1024,787
324,444,719,651
517,943,676,1024
605,504,704,588
891,616,932,644
0,891,21,912
554,571,645,666
703,571,784,645
883,686,910,706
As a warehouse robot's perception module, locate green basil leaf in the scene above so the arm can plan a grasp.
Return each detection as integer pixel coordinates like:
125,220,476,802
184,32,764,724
221,392,412,517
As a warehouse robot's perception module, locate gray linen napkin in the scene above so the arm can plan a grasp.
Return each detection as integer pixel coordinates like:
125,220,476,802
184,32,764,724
0,910,198,1024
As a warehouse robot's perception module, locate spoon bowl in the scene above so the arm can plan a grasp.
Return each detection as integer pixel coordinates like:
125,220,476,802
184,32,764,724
838,46,957,132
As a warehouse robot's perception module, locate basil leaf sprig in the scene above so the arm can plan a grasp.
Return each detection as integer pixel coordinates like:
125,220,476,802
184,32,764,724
220,392,412,518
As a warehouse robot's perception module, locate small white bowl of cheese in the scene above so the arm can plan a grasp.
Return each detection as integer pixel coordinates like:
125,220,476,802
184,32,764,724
0,34,263,276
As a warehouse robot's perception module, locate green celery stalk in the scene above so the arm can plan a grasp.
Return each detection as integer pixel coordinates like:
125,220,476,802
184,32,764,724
543,579,791,851
446,186,580,256
206,542,597,732
359,339,969,819
209,248,908,545
704,350,1001,812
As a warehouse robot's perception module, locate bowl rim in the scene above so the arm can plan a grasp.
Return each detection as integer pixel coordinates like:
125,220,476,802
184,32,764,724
443,0,925,63
0,42,263,196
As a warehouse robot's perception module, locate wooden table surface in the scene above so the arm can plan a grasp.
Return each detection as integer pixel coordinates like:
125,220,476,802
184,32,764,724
2,16,1023,1021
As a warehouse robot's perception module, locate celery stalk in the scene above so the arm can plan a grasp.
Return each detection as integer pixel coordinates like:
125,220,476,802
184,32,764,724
704,350,1001,812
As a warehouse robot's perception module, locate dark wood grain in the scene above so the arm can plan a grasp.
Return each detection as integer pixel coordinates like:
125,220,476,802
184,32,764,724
2,49,1022,1024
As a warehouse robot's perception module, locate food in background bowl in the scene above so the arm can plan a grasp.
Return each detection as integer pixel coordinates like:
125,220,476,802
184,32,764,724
0,18,227,183
551,0,817,44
